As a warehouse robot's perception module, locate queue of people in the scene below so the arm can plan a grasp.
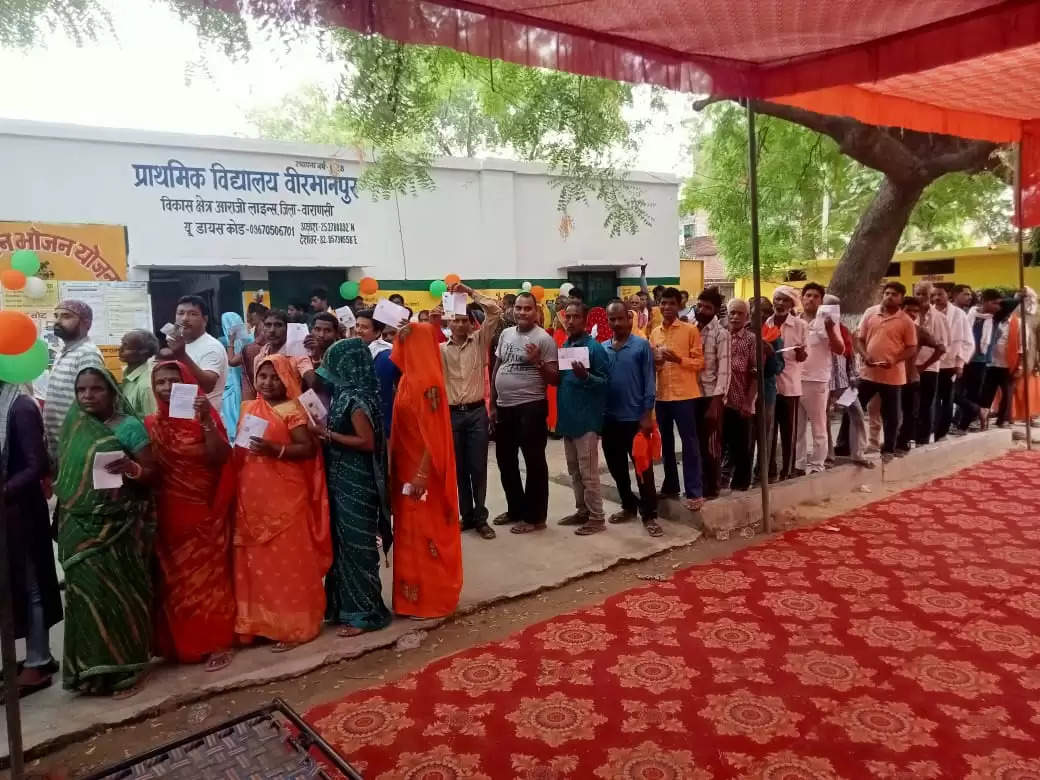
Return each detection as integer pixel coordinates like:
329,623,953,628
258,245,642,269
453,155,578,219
5,276,1033,702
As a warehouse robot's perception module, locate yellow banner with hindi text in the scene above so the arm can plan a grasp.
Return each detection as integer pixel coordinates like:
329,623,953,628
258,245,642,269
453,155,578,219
0,221,127,281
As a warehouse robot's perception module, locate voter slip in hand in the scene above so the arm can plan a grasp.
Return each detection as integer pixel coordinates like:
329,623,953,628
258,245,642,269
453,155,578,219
235,414,269,448
168,382,198,419
558,346,590,370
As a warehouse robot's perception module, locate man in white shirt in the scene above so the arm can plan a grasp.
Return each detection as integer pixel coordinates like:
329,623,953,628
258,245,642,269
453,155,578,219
767,286,808,480
356,308,392,358
165,295,229,413
931,284,973,440
797,283,845,473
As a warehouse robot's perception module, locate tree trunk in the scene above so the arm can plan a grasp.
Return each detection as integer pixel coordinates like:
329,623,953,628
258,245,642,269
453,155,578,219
827,176,925,314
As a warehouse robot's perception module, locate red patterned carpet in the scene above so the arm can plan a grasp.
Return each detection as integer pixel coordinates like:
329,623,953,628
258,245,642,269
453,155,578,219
307,452,1040,779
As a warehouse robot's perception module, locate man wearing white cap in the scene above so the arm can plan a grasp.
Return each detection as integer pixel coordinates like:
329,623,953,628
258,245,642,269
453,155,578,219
767,286,807,480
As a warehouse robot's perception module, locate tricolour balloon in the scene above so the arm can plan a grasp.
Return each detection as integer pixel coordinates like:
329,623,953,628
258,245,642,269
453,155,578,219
531,285,545,301
1,269,26,290
23,276,48,299
444,273,460,286
0,311,37,355
560,282,574,296
359,277,379,295
521,281,532,291
340,281,360,300
0,339,48,382
11,250,41,276
429,279,447,297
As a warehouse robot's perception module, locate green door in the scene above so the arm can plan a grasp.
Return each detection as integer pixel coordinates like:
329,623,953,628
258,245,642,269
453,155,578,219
268,270,349,311
566,271,617,308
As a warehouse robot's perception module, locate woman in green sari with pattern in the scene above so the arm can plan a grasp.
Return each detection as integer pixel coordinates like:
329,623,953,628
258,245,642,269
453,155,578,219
312,338,393,636
55,367,157,696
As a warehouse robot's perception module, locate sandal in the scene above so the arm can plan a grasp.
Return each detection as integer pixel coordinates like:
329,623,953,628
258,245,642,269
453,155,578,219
492,512,516,526
574,522,606,536
608,510,636,524
557,512,589,526
644,520,665,537
205,651,235,672
510,522,547,534
270,642,298,654
682,497,706,512
476,525,497,540
336,626,366,638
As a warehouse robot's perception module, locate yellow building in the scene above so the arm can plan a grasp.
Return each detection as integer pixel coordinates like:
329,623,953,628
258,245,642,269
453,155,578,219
734,244,1040,302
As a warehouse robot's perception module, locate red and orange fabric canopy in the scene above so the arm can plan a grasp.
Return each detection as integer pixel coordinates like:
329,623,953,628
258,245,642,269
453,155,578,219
226,0,1040,221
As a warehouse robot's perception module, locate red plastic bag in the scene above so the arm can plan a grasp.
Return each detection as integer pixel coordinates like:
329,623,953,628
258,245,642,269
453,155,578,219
631,425,662,478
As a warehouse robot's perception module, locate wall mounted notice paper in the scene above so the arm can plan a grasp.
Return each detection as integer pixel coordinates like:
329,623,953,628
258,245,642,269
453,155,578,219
373,298,411,328
558,346,590,370
299,388,327,423
441,292,469,317
168,382,197,419
235,413,269,448
92,451,124,489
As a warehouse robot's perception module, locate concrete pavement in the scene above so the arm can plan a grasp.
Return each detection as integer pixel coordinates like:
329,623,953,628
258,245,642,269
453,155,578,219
1,427,1013,759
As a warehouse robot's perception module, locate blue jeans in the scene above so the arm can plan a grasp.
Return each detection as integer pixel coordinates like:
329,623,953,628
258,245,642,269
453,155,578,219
656,399,702,499
25,557,52,668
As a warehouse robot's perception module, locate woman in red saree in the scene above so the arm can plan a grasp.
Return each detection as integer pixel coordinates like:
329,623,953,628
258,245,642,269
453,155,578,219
146,361,236,670
234,355,331,650
389,323,462,618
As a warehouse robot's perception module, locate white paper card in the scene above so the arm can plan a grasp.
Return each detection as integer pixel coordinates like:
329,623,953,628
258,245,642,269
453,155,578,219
558,346,590,370
373,298,411,329
441,292,469,317
160,322,177,336
285,322,310,358
235,413,269,448
817,304,840,324
836,386,859,407
92,451,124,489
335,305,356,329
775,345,800,353
299,388,328,423
168,382,197,419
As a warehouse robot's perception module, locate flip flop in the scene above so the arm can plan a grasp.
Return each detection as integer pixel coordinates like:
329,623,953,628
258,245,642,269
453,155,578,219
574,523,606,536
336,626,366,638
682,497,706,512
476,525,497,540
510,522,547,534
557,513,589,526
608,511,636,524
492,512,516,526
205,651,235,672
644,521,665,537
270,642,298,654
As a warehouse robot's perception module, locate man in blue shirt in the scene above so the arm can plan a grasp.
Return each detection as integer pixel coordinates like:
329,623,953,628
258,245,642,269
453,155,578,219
602,300,661,536
556,302,610,536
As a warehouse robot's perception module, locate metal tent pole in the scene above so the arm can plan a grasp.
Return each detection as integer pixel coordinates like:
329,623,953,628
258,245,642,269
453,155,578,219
747,102,771,531
0,463,26,779
1016,142,1033,449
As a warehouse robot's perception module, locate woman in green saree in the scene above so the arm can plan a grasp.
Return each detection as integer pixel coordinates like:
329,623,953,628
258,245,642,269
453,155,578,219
313,338,392,636
55,367,157,696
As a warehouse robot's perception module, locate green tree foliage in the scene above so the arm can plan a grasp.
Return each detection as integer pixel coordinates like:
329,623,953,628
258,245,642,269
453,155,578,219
4,0,654,236
681,102,1011,279
252,31,653,236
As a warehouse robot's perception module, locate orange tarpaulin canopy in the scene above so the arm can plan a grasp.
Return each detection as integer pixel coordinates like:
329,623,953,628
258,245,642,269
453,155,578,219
219,0,1040,220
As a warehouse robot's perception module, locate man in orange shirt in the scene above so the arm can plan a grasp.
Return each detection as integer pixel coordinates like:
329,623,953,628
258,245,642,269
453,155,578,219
650,287,706,511
855,281,918,461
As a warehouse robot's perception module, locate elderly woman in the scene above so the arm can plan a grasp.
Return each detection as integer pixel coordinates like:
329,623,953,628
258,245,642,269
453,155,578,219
56,367,156,696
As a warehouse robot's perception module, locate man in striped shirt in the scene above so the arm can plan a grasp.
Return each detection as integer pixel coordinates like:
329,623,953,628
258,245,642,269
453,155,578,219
44,300,104,466
693,288,731,498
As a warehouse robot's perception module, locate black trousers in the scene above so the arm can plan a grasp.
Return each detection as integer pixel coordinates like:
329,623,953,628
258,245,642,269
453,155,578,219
722,407,753,490
693,396,722,498
897,381,920,450
495,400,549,525
771,394,800,479
981,366,1013,425
601,418,658,520
934,367,957,441
451,404,490,529
857,380,901,454
957,362,988,430
897,371,939,448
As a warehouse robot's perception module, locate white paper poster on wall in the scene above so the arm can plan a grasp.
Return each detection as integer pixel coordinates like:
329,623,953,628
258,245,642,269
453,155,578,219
60,281,152,346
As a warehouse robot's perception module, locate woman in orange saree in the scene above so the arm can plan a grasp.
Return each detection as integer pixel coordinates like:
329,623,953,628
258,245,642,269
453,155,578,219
389,323,462,618
234,355,331,650
145,361,236,670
